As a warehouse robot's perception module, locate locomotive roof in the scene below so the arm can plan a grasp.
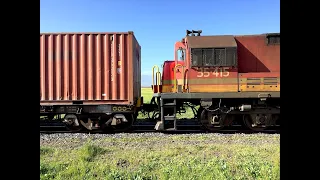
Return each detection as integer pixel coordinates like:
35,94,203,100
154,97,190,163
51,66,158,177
186,35,237,48
186,33,280,48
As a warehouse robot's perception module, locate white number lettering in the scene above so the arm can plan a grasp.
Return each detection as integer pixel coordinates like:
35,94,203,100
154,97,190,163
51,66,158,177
197,70,203,77
222,67,230,77
203,68,210,77
213,67,219,77
197,67,230,77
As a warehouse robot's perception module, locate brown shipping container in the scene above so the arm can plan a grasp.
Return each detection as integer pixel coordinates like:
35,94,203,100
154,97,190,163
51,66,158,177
40,32,141,105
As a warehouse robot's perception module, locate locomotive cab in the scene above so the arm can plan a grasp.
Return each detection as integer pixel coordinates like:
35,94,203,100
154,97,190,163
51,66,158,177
152,30,239,93
183,33,238,93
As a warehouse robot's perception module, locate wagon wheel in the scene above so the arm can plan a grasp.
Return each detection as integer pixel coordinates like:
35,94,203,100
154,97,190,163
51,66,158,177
113,114,134,132
63,114,83,132
102,114,134,133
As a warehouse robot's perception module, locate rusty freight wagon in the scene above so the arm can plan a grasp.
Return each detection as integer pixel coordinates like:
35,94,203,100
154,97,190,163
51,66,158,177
40,32,141,131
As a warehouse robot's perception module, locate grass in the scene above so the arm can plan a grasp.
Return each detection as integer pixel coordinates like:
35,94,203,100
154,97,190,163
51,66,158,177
141,87,154,104
40,134,280,180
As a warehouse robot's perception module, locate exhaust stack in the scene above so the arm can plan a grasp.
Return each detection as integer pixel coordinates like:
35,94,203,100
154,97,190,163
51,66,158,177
186,30,202,36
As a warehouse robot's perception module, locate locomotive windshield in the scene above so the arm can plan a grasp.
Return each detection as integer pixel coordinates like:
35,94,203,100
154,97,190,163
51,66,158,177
177,48,185,61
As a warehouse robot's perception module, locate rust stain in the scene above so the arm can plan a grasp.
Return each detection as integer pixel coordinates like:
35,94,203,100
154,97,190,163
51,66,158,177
72,35,77,100
80,34,85,100
95,34,101,100
112,33,117,100
120,34,125,100
88,34,93,100
63,34,70,100
104,34,110,100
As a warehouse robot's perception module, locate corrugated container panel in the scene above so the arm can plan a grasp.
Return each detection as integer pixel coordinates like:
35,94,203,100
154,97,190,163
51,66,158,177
40,32,141,105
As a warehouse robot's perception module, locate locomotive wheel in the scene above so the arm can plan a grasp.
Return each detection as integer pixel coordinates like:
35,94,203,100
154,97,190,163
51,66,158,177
198,107,225,132
63,114,83,132
273,114,280,127
243,114,268,131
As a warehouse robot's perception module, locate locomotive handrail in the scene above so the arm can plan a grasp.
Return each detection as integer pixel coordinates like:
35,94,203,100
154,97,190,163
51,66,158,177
184,68,189,93
152,65,161,93
173,64,185,93
156,71,161,92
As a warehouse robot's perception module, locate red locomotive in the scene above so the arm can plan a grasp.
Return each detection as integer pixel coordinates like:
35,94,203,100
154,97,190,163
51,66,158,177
151,30,280,132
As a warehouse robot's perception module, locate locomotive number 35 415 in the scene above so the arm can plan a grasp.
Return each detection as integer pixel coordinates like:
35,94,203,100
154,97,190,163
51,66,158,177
197,67,230,78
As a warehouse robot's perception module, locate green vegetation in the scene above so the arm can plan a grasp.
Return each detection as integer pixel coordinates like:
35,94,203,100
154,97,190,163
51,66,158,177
140,88,196,119
141,87,154,103
40,134,280,180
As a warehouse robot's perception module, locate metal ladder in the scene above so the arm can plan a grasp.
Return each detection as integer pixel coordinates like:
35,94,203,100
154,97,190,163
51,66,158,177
155,98,177,131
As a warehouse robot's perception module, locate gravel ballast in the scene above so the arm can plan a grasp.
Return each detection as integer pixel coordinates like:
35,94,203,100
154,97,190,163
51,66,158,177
40,133,280,149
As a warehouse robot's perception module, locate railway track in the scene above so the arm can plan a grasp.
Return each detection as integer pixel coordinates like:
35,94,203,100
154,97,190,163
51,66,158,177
40,117,280,134
40,130,280,134
40,124,280,134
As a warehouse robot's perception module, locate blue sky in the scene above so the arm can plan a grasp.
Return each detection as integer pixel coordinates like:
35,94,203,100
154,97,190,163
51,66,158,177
40,0,280,86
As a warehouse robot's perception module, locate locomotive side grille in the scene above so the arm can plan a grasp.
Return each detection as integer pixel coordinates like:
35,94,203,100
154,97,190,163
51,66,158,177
191,47,237,67
266,33,280,45
247,78,261,85
263,77,278,85
244,77,279,85
226,47,237,66
268,36,280,44
191,48,203,66
203,48,215,66
213,48,225,66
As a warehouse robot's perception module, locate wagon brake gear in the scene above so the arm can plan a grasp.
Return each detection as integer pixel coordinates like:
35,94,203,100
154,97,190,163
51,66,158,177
110,114,133,132
80,118,101,130
80,118,93,130
63,114,83,131
110,114,128,126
